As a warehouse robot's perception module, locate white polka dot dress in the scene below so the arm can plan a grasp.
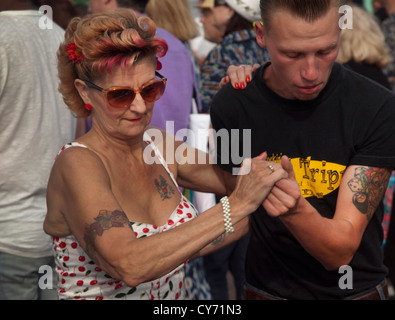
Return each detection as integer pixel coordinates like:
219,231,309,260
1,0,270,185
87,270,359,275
53,133,199,300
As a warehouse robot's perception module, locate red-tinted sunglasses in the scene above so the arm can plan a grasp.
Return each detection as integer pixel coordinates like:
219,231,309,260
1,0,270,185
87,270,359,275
83,72,167,108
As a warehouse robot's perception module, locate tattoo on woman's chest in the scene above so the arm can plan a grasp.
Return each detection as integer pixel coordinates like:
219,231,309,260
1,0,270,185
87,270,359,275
154,175,175,200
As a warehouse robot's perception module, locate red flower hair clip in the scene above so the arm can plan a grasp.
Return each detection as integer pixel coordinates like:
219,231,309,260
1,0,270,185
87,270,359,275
66,42,83,64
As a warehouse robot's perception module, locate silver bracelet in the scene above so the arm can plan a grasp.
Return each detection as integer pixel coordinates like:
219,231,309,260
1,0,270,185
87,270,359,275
220,196,234,233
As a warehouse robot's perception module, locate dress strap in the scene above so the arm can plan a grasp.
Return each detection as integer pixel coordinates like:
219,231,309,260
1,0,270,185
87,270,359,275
143,132,181,194
56,142,89,159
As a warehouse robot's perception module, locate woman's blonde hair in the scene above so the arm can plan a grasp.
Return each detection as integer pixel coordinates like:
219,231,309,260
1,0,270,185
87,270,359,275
337,5,391,68
145,0,199,42
57,9,168,118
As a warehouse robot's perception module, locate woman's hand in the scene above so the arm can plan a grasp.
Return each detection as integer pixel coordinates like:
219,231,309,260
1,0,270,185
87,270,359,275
219,64,260,89
229,152,288,216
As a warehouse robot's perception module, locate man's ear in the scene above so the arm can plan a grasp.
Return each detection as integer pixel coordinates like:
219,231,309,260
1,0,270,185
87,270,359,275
74,79,91,105
255,22,266,48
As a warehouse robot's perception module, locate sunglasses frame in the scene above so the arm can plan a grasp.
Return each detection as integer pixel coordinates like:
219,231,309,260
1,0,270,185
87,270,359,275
83,71,167,108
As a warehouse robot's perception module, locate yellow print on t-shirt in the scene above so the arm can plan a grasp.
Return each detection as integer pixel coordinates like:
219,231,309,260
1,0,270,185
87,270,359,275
268,155,346,198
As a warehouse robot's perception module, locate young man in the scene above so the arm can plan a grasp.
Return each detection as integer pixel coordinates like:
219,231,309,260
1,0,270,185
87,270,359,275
210,0,395,299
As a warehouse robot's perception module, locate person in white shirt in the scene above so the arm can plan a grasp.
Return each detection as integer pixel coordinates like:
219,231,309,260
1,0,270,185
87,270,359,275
0,0,76,299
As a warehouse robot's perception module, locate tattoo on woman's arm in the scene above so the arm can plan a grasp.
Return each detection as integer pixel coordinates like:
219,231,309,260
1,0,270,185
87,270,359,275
347,167,391,221
211,232,226,246
84,209,132,257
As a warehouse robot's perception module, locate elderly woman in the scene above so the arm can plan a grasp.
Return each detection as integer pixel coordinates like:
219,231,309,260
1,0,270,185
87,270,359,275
44,9,286,300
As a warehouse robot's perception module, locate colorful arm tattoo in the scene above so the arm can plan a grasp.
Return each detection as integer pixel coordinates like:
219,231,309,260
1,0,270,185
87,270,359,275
347,167,391,221
83,209,132,259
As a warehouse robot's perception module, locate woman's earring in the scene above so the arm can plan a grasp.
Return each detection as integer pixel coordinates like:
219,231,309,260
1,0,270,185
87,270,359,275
85,104,93,111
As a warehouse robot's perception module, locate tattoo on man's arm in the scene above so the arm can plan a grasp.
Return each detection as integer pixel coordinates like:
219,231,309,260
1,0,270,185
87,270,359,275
347,167,391,221
83,210,132,258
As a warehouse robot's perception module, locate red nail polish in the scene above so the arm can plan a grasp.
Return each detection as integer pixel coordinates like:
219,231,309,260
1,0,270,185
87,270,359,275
240,82,246,90
235,83,239,90
246,75,251,83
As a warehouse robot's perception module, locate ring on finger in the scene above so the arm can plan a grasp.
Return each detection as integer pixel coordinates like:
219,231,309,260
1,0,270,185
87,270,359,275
268,164,275,174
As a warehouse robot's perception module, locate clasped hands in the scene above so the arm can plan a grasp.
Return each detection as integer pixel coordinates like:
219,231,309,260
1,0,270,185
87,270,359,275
255,152,301,218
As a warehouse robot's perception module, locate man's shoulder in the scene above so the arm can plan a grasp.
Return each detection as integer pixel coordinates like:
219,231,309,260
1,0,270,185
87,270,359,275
339,63,395,100
212,83,239,104
211,82,256,117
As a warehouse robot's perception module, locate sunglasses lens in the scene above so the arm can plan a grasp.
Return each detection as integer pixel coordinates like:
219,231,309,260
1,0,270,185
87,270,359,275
105,79,165,107
107,89,136,108
141,81,165,102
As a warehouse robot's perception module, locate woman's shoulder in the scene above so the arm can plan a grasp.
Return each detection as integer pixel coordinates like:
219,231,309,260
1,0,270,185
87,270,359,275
53,141,108,181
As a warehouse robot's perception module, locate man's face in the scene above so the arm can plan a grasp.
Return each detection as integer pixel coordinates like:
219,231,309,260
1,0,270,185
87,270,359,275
257,7,341,101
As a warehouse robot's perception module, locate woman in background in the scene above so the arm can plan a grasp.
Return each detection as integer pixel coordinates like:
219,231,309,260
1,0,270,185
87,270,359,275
336,4,391,89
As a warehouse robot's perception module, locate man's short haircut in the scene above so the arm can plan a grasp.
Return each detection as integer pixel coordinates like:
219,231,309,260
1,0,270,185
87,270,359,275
260,0,348,30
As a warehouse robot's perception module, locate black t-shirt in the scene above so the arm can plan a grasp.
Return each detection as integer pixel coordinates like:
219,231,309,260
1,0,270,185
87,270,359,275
210,62,395,299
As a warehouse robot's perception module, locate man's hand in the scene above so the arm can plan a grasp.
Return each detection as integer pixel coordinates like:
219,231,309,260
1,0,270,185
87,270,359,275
263,156,302,217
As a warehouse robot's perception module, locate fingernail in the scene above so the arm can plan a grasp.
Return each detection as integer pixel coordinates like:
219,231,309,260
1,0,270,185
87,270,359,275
223,77,228,83
235,83,239,90
246,75,251,83
240,82,246,90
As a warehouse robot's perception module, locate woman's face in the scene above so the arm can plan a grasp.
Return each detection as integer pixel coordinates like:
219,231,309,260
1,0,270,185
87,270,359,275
85,58,159,140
